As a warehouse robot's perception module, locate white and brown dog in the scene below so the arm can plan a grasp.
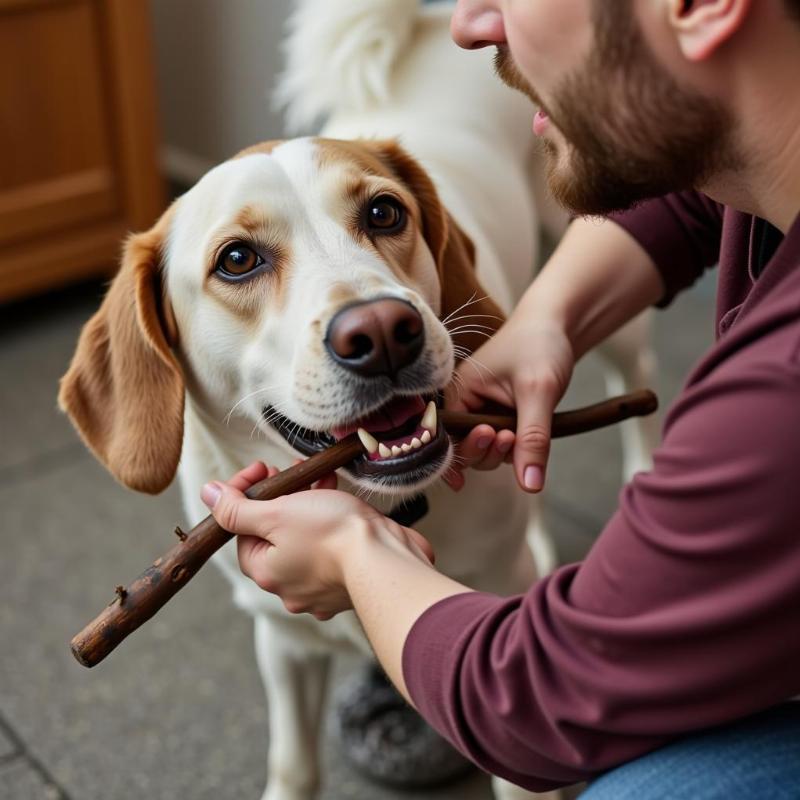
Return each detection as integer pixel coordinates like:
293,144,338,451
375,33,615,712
60,3,655,799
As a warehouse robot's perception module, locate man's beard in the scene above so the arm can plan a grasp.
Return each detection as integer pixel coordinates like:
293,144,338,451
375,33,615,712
494,9,739,216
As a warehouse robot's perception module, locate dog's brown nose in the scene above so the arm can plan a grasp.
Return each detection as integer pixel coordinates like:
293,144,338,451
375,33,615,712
325,298,424,378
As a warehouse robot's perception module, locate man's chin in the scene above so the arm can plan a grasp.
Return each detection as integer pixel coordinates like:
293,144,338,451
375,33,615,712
544,152,659,217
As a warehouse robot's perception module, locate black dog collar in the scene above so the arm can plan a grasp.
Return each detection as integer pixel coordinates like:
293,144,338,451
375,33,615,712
387,493,429,527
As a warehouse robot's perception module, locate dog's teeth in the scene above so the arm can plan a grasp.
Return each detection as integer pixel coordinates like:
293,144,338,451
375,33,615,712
401,443,412,453
421,401,437,432
357,428,379,454
411,437,422,449
391,445,402,457
420,429,432,444
378,443,392,458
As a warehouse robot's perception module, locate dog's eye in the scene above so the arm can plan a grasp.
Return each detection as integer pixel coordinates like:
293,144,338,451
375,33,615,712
366,195,406,234
216,243,265,278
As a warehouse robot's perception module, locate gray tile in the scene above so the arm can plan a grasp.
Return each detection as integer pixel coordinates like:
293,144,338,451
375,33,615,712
0,444,492,800
0,452,269,799
0,759,62,800
0,721,17,762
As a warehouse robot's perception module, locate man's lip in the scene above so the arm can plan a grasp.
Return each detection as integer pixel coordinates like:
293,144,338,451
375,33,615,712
533,109,550,136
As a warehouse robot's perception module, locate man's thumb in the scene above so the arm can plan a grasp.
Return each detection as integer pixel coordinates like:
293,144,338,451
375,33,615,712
513,406,552,493
201,481,272,536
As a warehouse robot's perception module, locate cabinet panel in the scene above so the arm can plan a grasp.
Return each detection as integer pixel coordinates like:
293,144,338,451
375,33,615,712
0,0,119,246
0,0,165,302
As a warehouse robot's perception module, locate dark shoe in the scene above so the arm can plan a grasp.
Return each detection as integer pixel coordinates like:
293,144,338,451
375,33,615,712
333,664,475,789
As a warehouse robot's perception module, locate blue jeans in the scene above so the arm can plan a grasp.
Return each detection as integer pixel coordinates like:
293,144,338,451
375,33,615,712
580,703,800,799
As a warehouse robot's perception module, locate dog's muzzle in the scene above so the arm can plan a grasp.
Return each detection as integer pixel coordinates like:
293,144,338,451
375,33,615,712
264,393,450,490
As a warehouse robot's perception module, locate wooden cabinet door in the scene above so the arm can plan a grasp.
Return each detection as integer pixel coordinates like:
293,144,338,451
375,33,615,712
0,0,165,302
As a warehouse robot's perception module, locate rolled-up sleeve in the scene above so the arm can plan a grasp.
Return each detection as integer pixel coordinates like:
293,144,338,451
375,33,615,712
403,347,800,792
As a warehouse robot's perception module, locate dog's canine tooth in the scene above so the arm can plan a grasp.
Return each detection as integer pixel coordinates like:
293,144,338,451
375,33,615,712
378,443,392,458
357,428,379,454
421,401,437,432
411,437,422,449
391,445,402,457
420,429,432,444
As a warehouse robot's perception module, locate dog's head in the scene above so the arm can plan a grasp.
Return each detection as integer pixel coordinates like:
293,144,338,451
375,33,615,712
59,138,504,497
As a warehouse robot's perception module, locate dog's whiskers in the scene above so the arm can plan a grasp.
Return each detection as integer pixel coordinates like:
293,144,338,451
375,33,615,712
443,313,503,329
460,352,498,385
261,408,283,425
447,327,495,339
224,383,283,426
440,293,486,326
447,321,495,331
249,418,266,441
449,453,468,468
448,371,466,403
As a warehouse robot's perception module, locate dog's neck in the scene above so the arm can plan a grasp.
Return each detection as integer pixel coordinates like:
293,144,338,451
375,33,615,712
183,393,297,478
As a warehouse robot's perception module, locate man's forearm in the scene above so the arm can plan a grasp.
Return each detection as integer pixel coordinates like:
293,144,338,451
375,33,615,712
519,217,664,360
344,536,472,704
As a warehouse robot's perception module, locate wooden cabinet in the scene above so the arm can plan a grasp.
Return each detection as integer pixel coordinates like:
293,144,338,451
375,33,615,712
0,0,165,302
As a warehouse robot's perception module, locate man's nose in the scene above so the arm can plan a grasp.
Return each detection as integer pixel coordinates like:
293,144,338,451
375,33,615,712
451,0,506,50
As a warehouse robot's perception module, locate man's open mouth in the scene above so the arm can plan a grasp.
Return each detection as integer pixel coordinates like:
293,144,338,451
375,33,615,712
263,394,450,485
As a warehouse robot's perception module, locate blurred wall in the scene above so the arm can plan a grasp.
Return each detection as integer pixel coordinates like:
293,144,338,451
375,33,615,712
149,0,293,185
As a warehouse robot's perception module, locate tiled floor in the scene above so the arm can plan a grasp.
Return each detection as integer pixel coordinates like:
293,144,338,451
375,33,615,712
0,274,715,799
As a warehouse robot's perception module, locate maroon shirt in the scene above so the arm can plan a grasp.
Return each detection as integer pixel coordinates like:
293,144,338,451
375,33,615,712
402,194,800,792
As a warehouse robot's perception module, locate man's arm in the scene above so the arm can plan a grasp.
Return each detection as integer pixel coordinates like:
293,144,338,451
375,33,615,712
450,192,724,491
404,346,800,791
513,215,664,362
513,191,724,362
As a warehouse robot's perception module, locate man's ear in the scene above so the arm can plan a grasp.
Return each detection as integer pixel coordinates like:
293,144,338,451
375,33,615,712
669,0,754,61
58,211,185,494
363,139,506,358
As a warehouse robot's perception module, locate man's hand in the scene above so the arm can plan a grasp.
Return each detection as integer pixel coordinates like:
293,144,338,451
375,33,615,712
445,217,666,494
446,318,574,493
201,461,435,620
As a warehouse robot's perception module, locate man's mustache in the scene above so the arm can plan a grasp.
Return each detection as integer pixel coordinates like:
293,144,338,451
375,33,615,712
493,46,548,113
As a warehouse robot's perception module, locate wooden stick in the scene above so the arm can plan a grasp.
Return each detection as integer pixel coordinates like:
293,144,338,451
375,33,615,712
71,389,657,668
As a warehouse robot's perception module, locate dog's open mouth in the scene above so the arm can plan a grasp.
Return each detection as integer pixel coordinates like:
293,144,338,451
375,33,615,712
264,394,450,487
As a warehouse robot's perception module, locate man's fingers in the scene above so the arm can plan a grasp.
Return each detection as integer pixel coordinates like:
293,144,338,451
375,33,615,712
443,466,466,491
290,458,337,491
443,380,468,413
311,472,338,490
236,534,286,596
511,390,554,493
457,426,516,471
227,461,272,492
201,481,281,537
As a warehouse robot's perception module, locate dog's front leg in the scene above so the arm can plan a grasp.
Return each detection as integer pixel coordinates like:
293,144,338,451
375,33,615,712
254,615,332,800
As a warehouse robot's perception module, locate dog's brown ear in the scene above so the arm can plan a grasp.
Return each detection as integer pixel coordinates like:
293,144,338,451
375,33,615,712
58,214,184,494
364,139,506,358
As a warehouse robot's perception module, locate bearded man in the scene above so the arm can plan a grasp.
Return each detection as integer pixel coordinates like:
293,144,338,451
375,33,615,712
201,1,800,795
